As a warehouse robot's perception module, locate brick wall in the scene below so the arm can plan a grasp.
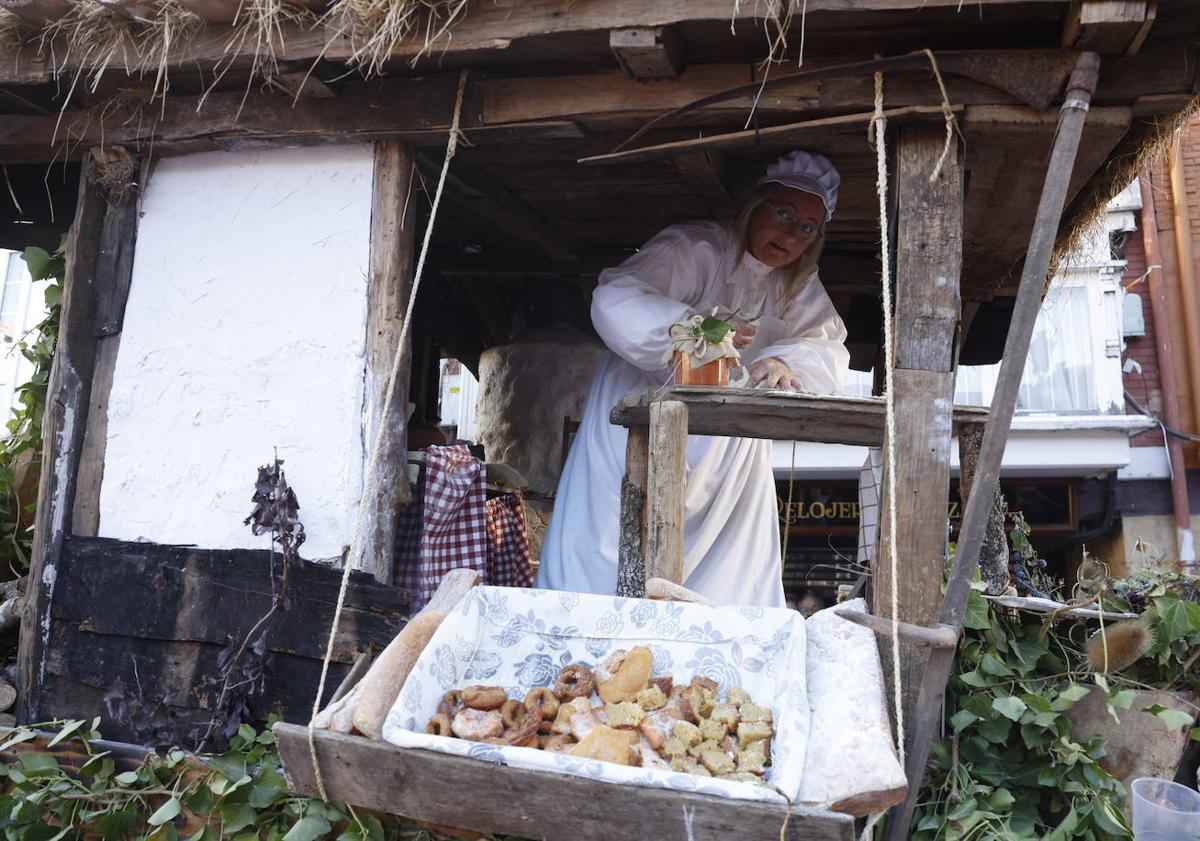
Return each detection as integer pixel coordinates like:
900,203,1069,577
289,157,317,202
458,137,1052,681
1120,229,1165,447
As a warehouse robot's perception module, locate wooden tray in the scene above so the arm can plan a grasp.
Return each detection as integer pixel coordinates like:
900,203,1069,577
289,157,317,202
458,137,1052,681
275,723,856,841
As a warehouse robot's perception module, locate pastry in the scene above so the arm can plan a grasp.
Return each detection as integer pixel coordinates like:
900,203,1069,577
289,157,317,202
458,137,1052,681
596,647,653,704
451,708,503,741
461,685,507,710
524,687,560,721
568,725,638,766
605,701,645,729
553,664,596,701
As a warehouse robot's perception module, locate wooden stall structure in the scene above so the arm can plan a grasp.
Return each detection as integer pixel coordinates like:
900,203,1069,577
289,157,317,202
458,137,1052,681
0,0,1197,837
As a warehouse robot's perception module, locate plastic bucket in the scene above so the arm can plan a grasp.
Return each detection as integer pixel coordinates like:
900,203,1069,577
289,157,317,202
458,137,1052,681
1132,778,1200,840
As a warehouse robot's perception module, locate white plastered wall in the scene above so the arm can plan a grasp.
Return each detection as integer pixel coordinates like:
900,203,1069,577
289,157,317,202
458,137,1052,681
98,145,374,560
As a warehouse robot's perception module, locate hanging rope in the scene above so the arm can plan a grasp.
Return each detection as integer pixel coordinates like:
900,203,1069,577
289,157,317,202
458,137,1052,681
306,68,470,802
872,69,905,767
923,48,960,184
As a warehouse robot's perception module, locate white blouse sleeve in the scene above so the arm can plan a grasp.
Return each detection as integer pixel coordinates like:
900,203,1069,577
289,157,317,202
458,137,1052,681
757,271,851,394
590,226,712,373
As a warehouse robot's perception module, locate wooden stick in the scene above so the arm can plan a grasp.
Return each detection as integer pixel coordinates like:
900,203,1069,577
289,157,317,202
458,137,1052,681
834,609,959,649
616,427,649,598
882,51,1102,841
644,401,687,585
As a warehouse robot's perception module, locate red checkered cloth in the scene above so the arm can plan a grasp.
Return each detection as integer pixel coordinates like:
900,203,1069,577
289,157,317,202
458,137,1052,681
486,491,534,589
415,445,489,607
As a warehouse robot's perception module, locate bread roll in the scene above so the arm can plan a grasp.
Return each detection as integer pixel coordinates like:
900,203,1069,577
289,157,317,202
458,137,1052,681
645,578,710,605
351,610,446,739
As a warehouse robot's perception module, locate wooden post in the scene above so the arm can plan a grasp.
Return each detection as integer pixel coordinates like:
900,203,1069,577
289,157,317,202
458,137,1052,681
873,122,963,733
352,141,417,584
72,153,145,537
644,401,687,585
16,154,108,723
957,421,1010,596
884,52,1102,840
616,426,649,598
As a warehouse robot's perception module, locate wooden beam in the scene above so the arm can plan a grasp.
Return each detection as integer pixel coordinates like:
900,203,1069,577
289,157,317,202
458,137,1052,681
616,426,649,598
350,142,417,584
275,723,857,841
672,150,738,220
71,152,144,538
883,52,1101,841
16,153,106,723
873,122,963,742
0,0,69,25
610,25,686,80
579,106,959,166
644,400,687,585
0,0,1074,83
611,387,989,446
1062,0,1151,55
423,154,579,262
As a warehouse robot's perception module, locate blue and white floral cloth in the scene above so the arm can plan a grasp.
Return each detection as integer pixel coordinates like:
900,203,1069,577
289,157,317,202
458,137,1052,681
382,585,809,804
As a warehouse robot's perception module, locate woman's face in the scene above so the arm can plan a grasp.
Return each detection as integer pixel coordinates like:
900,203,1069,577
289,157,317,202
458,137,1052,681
748,187,825,268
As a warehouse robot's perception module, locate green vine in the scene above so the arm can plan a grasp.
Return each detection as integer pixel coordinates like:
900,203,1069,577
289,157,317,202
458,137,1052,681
910,535,1200,840
0,238,64,573
0,717,507,841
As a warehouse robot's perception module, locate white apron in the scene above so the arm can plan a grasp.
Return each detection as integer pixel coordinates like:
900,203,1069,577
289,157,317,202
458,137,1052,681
536,221,850,607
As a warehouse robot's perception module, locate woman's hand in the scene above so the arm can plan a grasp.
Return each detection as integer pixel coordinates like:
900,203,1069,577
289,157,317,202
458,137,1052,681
747,356,807,391
728,317,758,349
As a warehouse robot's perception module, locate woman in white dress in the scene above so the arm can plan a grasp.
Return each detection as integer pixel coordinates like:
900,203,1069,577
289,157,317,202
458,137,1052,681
536,151,851,607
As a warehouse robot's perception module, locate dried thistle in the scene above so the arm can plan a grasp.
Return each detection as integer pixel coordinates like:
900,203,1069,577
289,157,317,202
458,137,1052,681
1086,618,1156,674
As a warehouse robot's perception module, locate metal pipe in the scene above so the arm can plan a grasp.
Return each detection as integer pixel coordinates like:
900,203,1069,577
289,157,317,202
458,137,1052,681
1138,172,1196,570
1167,139,1200,452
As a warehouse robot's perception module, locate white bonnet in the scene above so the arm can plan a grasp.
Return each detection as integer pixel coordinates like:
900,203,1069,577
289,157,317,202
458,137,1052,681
758,150,840,221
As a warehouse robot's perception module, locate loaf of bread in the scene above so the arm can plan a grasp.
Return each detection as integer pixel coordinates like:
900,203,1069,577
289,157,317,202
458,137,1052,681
645,578,710,605
351,610,446,739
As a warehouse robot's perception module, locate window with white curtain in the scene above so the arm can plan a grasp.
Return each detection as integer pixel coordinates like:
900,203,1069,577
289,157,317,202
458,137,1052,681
843,275,1113,414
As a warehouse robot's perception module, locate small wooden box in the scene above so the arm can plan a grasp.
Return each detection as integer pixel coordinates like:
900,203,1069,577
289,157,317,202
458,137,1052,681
674,351,730,386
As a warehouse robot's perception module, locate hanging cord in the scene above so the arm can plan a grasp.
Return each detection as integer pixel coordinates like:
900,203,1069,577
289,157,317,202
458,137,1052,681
781,440,797,572
922,48,962,184
305,68,470,802
872,70,905,767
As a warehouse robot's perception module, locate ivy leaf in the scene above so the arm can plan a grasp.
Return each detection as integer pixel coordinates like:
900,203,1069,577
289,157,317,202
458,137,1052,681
222,803,257,834
950,710,979,732
1051,683,1090,711
148,797,182,827
185,828,217,841
699,316,731,345
963,591,991,630
282,816,332,841
959,669,990,688
1108,689,1137,710
1153,595,1200,642
1143,704,1195,732
1190,726,1200,742
113,770,140,786
45,720,85,749
979,653,1013,677
1092,796,1132,836
992,696,1028,722
98,808,139,839
19,753,59,778
20,247,52,280
0,729,38,751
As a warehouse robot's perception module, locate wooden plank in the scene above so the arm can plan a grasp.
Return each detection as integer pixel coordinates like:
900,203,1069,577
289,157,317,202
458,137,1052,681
352,142,417,583
274,724,856,841
957,422,1010,595
70,335,120,538
616,425,649,598
894,124,962,373
610,26,686,80
16,155,105,724
644,401,687,585
874,122,963,741
672,150,737,220
611,387,988,445
883,52,1102,841
425,154,579,262
51,537,408,661
579,106,958,166
1062,0,1150,54
71,152,142,538
0,0,1070,83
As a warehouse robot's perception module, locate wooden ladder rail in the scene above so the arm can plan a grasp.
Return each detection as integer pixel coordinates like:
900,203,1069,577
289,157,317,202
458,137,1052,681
881,50,1102,840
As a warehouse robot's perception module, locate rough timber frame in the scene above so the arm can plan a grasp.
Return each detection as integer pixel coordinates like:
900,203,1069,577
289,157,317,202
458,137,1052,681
1,0,1185,832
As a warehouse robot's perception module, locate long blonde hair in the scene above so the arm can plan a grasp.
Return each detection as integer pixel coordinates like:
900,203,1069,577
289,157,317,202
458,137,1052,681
732,184,826,313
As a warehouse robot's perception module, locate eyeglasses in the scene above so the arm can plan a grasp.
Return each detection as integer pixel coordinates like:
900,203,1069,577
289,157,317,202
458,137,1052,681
768,202,819,238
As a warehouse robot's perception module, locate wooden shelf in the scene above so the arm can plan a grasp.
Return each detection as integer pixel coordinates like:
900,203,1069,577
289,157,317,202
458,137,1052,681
275,723,855,841
611,386,990,446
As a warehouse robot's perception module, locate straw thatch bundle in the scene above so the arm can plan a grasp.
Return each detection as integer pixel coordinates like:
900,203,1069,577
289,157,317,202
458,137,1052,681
43,0,141,94
0,9,28,49
322,0,468,77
